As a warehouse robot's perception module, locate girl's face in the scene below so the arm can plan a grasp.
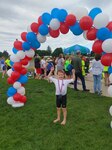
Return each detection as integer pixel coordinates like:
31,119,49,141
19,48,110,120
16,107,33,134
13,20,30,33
57,72,65,80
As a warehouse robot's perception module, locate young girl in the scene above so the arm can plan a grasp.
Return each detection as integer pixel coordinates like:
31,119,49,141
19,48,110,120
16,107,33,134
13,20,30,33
48,68,75,125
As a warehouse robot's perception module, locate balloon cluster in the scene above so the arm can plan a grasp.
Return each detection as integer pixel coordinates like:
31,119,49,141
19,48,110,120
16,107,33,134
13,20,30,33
7,7,112,108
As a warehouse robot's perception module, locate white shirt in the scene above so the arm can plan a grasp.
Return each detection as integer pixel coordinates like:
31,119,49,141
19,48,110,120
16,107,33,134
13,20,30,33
49,77,74,95
91,59,104,75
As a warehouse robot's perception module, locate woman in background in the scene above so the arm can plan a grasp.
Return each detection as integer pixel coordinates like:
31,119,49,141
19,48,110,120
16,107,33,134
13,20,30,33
91,54,104,95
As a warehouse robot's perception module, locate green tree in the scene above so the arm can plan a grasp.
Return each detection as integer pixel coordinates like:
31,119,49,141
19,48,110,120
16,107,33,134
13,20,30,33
52,47,63,57
35,50,51,56
47,45,52,55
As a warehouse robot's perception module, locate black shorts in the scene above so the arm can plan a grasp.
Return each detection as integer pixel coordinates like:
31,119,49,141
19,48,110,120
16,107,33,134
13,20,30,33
56,94,67,108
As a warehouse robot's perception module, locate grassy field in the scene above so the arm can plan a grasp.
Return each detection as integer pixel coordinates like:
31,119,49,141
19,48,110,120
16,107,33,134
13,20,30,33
0,76,112,150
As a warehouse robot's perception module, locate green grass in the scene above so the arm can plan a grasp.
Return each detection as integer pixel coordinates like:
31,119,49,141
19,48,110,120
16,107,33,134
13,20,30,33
0,76,112,150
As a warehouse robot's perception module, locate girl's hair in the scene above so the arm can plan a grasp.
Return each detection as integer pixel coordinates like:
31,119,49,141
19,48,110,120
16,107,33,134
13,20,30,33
95,54,101,61
57,70,65,74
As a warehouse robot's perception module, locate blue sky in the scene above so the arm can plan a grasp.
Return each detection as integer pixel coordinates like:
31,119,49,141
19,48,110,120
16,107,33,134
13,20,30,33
0,0,112,53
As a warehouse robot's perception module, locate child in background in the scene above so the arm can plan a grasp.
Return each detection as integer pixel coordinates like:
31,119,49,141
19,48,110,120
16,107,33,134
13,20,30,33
48,68,75,125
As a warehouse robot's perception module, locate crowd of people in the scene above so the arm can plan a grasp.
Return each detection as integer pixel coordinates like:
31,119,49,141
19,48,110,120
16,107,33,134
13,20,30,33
0,51,111,125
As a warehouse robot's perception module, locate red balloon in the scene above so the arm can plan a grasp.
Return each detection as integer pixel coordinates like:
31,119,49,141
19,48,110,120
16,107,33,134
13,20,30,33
11,71,21,81
101,54,112,66
13,62,22,72
80,16,93,30
92,40,103,54
38,16,43,25
106,21,112,31
13,93,22,101
65,14,76,26
20,96,27,103
60,23,69,34
31,22,40,33
7,77,15,84
21,58,29,65
86,27,97,40
14,40,23,50
20,68,27,75
49,28,60,38
25,56,32,61
21,32,27,41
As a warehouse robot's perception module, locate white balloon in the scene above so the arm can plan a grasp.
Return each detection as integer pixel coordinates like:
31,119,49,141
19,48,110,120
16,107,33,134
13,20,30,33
17,87,25,95
109,105,112,116
109,74,112,82
7,69,13,77
12,101,24,108
17,51,25,59
94,13,109,29
102,39,112,53
37,33,46,43
108,85,112,97
73,7,88,20
110,121,112,128
7,97,15,105
25,49,35,58
49,19,60,30
27,25,32,32
13,82,21,89
10,54,20,62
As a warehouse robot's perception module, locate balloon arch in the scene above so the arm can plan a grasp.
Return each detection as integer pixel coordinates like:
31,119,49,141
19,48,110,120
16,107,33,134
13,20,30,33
6,7,112,124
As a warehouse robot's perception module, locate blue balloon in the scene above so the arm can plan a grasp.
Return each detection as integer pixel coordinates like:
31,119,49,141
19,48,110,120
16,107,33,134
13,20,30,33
96,27,111,41
51,8,60,18
10,61,14,66
89,7,102,20
31,40,40,49
42,12,52,25
67,64,73,71
18,75,28,84
108,66,112,74
12,47,18,54
70,22,83,35
26,32,37,42
58,9,68,22
22,42,31,50
38,24,49,36
7,87,17,97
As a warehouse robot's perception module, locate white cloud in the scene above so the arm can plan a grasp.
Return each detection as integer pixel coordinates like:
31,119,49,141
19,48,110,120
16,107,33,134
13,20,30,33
0,0,112,53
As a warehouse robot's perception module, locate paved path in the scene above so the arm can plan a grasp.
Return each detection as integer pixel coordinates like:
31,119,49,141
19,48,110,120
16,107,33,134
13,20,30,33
69,73,111,97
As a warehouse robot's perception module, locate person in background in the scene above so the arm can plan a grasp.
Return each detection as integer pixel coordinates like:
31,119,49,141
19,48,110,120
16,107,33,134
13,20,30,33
103,66,109,86
48,67,75,125
81,55,86,77
64,55,71,79
46,58,54,76
34,54,41,79
0,57,7,78
85,57,90,74
55,54,64,72
91,54,104,95
5,57,11,70
71,50,89,91
40,56,46,78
